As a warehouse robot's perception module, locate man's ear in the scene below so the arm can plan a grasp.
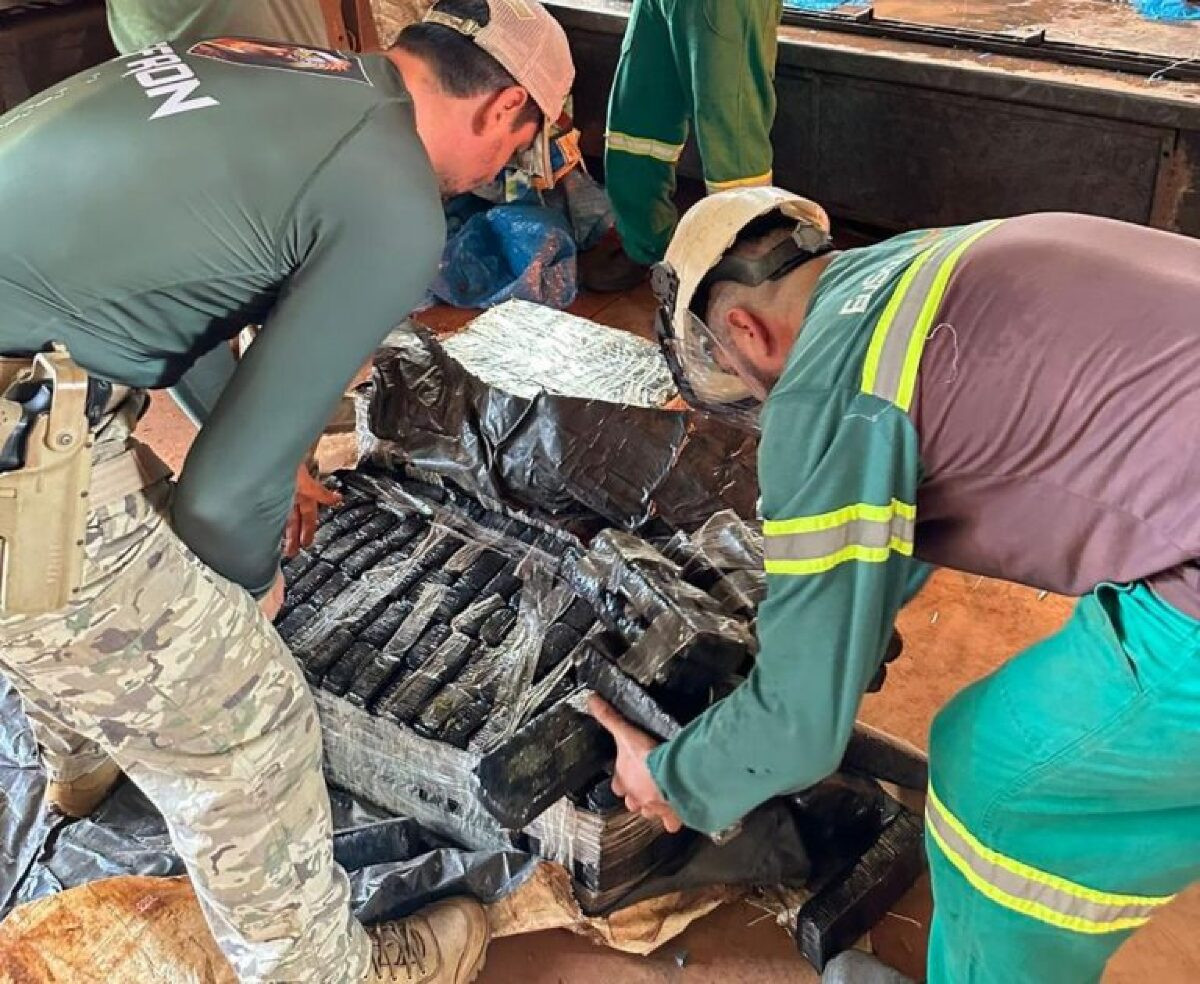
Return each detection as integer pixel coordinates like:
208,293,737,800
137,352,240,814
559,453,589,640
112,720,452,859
491,85,530,127
725,306,772,362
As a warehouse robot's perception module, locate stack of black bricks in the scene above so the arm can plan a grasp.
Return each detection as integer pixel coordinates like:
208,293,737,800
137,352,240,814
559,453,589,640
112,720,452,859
278,471,604,752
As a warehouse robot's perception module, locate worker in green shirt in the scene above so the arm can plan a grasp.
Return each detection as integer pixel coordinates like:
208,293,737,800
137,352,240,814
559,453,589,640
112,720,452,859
592,187,1200,982
107,0,330,55
581,0,783,292
0,2,573,981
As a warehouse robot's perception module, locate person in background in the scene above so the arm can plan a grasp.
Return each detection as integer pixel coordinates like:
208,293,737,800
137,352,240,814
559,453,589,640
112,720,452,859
580,0,783,292
107,0,331,55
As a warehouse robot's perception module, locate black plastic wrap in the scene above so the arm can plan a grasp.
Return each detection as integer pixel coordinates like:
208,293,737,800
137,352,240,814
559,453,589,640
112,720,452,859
0,677,57,913
660,509,767,618
363,326,759,533
562,529,756,695
0,680,537,923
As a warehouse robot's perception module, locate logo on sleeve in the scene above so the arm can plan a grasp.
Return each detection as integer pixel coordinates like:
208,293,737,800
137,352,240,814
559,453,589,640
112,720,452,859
188,38,371,84
124,43,219,120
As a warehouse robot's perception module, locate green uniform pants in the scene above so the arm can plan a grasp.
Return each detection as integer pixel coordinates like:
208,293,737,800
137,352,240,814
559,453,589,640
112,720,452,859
926,582,1200,982
604,0,782,265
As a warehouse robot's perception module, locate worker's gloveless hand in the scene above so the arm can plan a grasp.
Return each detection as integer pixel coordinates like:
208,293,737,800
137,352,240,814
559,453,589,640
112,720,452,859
285,464,342,557
258,570,286,622
588,696,684,834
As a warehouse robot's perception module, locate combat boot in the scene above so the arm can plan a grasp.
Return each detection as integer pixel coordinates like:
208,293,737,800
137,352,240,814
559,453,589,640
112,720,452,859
364,898,490,984
46,757,123,818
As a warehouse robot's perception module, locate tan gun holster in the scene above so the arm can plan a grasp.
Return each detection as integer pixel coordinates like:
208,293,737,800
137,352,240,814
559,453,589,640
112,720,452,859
0,346,93,615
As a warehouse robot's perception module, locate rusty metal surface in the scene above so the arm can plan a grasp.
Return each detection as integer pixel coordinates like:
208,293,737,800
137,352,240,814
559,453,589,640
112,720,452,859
868,0,1200,59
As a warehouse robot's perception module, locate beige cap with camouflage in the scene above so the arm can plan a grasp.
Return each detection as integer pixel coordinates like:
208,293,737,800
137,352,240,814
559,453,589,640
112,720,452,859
422,0,574,186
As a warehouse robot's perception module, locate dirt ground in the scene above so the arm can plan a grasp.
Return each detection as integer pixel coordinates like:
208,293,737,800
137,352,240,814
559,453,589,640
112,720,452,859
133,283,1200,982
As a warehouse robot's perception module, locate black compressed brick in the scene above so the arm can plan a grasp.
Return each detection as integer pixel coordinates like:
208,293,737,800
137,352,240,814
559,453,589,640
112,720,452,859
574,645,682,742
660,538,723,593
460,550,510,593
795,809,926,972
532,531,569,557
396,477,450,506
322,511,401,565
346,647,408,709
275,603,318,643
359,600,415,650
560,597,597,634
353,594,397,632
341,541,384,580
297,627,356,684
343,516,429,575
340,516,427,578
376,601,439,662
377,634,477,724
434,582,477,622
403,623,453,672
453,594,507,638
535,623,581,679
309,501,375,552
389,542,458,595
482,570,522,602
513,525,540,546
479,608,518,647
475,701,614,830
282,549,319,586
308,570,353,612
411,649,502,745
322,640,378,697
419,534,467,569
423,693,493,748
282,560,336,611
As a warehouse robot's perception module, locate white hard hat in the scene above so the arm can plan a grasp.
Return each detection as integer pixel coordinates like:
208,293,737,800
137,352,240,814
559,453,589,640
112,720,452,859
652,187,832,425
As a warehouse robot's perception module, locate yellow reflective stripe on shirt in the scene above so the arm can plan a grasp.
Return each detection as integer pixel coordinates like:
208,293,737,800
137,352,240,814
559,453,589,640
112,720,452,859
606,130,685,164
926,785,1174,935
705,170,774,192
763,500,915,575
861,221,1004,411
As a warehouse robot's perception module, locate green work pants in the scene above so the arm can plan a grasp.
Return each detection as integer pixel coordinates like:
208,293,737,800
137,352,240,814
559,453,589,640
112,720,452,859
604,0,782,264
926,581,1200,982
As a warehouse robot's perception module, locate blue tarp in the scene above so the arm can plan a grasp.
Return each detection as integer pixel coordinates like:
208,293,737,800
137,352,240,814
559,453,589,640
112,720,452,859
1133,0,1200,20
431,204,578,310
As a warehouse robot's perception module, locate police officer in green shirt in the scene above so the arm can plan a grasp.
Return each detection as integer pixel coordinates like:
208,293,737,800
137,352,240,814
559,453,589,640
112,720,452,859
593,187,1200,983
0,2,573,981
107,0,333,525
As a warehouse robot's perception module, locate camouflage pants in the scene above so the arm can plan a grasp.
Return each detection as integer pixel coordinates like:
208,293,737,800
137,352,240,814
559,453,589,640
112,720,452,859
0,422,370,984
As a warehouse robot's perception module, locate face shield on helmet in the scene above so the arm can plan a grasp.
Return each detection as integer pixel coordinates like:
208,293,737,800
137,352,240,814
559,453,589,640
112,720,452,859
653,212,833,429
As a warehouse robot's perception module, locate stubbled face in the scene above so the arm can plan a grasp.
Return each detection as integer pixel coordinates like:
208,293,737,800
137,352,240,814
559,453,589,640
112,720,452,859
434,111,539,195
